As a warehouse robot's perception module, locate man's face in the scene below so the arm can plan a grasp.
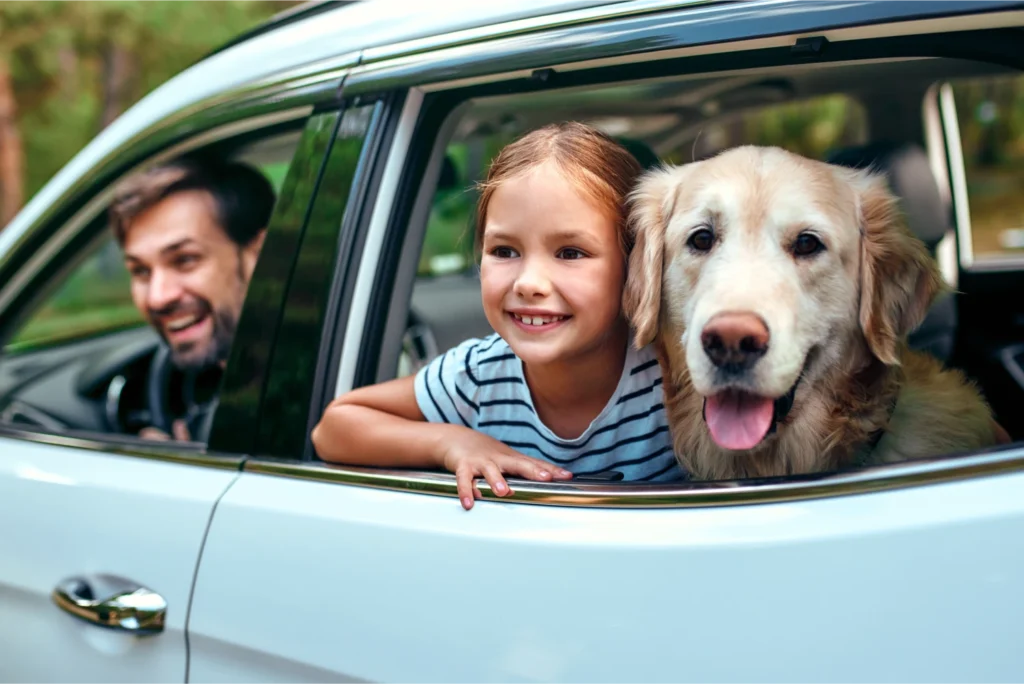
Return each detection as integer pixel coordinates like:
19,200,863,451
123,190,264,371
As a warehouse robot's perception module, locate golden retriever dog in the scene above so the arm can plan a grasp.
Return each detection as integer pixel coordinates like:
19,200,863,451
623,145,1003,481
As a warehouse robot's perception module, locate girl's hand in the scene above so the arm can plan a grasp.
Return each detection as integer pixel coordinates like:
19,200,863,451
436,428,572,510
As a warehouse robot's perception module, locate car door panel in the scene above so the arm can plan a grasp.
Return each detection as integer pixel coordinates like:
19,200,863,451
0,437,238,682
188,468,1024,682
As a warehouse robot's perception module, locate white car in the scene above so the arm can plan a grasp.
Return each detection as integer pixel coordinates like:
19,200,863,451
2,0,1023,681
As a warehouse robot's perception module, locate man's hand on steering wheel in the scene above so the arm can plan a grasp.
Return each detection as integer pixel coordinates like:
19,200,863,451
138,419,191,442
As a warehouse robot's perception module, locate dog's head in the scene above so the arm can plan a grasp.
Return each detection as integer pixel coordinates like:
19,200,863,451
624,145,944,451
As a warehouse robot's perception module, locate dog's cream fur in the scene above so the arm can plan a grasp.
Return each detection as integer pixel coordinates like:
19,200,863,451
624,145,999,480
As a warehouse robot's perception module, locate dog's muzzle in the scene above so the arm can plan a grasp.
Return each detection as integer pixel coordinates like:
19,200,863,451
701,349,815,450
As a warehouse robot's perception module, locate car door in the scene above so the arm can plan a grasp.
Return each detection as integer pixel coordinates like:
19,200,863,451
187,2,1024,682
0,104,335,681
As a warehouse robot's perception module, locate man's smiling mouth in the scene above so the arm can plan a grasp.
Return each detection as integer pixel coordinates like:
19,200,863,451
165,314,204,332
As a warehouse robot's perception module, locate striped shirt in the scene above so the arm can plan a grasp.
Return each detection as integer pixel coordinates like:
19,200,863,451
413,333,685,482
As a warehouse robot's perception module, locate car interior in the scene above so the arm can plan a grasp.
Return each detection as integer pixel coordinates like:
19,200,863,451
399,55,1024,452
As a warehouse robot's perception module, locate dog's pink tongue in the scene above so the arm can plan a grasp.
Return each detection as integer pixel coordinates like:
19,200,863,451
705,391,774,450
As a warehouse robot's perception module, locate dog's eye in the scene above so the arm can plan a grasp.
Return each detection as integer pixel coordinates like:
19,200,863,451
687,228,715,253
792,232,825,258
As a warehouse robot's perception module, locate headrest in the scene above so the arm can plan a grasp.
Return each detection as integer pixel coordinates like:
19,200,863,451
828,141,950,248
438,154,458,191
617,137,661,170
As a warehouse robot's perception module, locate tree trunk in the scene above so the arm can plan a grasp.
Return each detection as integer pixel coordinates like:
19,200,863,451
58,46,77,99
0,59,24,227
100,43,134,130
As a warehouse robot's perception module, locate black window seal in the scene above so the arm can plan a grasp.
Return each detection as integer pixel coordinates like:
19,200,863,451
248,97,397,460
299,93,404,461
209,109,345,455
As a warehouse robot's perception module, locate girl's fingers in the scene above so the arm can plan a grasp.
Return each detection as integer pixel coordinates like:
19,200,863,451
509,456,571,482
455,468,475,510
481,462,512,497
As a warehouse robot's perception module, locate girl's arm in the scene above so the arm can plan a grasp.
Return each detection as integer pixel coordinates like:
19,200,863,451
310,375,572,509
312,374,446,469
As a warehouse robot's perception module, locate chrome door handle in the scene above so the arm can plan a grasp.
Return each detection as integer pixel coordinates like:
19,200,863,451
52,574,166,635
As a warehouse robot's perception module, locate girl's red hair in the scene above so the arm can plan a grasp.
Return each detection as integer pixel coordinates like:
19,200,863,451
475,122,645,255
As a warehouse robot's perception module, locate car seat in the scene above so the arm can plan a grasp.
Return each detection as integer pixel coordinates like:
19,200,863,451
828,141,957,363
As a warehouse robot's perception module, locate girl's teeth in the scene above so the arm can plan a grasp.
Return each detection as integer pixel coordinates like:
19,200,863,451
514,314,565,326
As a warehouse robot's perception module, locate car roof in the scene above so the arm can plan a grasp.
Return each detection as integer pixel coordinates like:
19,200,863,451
1,0,621,253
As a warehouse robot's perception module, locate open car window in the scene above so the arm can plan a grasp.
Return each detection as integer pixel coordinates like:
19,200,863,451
360,54,1022,493
0,122,310,444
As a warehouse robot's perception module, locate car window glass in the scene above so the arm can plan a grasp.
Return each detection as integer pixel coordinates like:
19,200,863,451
4,232,143,354
948,73,1024,259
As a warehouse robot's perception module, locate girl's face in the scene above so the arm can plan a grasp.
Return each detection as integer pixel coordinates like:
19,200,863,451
480,160,627,369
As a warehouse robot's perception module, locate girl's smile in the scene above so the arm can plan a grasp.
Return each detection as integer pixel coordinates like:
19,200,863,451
507,308,572,333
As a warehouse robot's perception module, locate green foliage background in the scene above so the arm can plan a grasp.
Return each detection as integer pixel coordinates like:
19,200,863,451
0,0,294,204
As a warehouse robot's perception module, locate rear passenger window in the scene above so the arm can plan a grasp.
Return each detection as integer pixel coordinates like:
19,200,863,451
948,72,1024,259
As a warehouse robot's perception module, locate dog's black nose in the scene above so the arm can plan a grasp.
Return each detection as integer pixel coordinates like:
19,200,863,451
701,312,769,371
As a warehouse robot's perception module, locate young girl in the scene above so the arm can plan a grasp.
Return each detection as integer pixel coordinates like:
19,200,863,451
312,122,681,509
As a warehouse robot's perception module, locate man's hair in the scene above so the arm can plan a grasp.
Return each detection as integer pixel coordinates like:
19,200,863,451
109,159,276,247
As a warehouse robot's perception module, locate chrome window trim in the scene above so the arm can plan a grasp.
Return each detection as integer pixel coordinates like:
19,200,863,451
923,83,958,288
939,82,977,271
333,88,425,398
0,424,243,471
0,106,313,318
246,446,1024,508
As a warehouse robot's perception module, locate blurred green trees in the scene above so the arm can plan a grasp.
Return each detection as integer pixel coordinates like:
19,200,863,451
0,0,295,223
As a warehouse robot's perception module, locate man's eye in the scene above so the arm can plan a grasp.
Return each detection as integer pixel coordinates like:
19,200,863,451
128,267,149,279
490,246,519,259
174,254,200,269
557,247,586,260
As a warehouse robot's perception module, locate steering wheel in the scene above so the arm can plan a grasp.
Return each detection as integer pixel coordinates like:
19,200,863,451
401,310,441,374
145,343,217,443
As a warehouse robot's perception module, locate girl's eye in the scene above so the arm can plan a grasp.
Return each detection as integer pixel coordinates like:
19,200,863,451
490,246,519,259
557,247,586,260
792,232,825,258
687,227,715,253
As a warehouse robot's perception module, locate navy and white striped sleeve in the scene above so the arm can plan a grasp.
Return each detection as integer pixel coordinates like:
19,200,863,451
414,337,482,428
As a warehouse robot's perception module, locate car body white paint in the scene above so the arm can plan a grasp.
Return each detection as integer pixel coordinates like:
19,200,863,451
0,439,238,681
189,470,1024,682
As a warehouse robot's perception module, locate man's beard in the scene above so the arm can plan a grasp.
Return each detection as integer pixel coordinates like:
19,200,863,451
171,305,237,371
151,297,239,372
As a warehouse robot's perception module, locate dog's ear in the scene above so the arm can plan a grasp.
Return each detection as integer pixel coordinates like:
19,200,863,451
855,172,946,365
623,168,677,349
